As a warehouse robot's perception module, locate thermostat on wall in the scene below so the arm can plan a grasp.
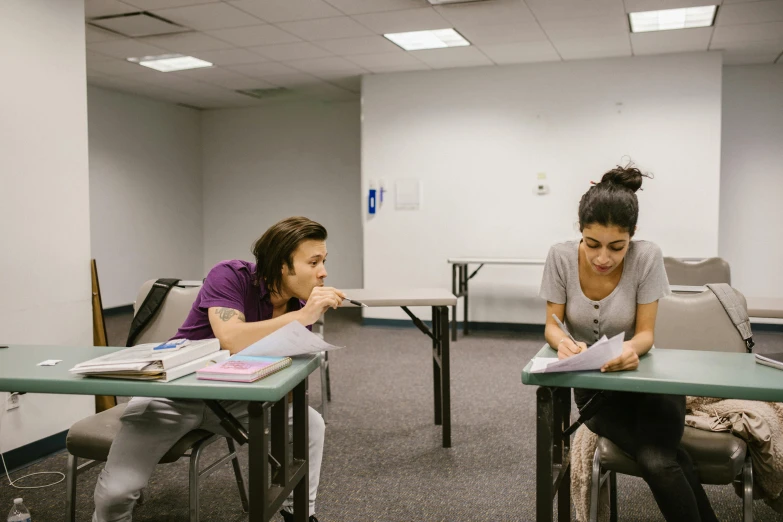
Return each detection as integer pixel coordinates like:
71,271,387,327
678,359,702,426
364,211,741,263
535,183,549,195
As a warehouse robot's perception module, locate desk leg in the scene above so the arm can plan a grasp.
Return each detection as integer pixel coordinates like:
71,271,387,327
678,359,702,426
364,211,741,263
432,305,451,448
462,264,470,336
451,263,458,342
292,379,309,521
248,401,270,522
536,386,572,522
555,387,571,522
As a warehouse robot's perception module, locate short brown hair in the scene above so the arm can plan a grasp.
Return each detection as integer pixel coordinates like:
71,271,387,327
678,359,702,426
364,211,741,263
252,216,327,295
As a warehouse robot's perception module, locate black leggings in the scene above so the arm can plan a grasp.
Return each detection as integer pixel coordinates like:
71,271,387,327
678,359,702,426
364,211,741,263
584,391,718,522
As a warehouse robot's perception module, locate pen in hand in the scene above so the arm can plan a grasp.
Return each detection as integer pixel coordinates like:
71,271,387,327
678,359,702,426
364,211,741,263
344,297,368,308
551,314,586,353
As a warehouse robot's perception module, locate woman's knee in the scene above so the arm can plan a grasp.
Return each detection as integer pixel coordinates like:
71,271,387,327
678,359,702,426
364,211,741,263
636,447,678,479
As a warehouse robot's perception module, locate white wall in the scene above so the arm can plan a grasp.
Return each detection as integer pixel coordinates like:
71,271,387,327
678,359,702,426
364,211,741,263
0,0,94,453
362,52,723,324
720,65,783,301
201,101,362,289
88,87,204,308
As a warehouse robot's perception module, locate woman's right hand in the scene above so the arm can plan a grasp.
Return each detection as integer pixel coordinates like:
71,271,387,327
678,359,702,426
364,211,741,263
557,338,587,359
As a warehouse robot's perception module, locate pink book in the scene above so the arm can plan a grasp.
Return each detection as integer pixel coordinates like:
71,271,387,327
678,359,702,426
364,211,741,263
197,355,292,383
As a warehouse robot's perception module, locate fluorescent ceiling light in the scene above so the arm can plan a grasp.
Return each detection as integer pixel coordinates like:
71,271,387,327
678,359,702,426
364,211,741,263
629,6,717,33
384,28,470,51
126,54,212,72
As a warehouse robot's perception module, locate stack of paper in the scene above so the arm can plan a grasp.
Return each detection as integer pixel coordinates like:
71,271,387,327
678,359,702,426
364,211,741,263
530,332,625,374
71,339,227,382
237,321,342,357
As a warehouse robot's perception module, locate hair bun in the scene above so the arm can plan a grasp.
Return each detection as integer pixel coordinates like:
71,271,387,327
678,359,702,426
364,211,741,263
600,165,645,193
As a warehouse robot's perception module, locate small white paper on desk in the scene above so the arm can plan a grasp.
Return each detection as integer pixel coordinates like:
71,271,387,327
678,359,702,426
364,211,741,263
530,332,625,373
238,321,342,357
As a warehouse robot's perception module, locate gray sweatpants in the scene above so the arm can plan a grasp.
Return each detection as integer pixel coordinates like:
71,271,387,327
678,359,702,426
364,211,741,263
92,396,325,521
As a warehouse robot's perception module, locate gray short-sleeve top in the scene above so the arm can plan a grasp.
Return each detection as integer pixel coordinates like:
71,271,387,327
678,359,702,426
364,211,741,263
539,239,671,345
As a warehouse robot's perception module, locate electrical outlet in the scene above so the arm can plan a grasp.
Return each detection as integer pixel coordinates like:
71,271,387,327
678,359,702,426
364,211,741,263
6,393,19,411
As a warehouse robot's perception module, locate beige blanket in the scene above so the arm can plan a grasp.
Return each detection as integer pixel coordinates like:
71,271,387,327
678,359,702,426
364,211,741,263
571,397,783,521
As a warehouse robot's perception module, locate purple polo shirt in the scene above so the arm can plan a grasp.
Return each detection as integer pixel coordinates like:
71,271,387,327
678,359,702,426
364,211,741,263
173,260,307,341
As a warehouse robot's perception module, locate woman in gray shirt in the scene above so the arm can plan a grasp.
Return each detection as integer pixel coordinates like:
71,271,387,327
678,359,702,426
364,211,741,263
539,165,718,522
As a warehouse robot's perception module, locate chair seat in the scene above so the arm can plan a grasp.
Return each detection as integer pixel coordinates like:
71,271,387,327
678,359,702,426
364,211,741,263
597,426,747,484
66,403,213,464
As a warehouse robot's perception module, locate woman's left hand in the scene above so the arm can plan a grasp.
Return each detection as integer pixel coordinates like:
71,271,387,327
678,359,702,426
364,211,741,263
601,342,639,372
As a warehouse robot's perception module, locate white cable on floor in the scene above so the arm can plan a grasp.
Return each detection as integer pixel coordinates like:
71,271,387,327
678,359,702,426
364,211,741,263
0,393,66,489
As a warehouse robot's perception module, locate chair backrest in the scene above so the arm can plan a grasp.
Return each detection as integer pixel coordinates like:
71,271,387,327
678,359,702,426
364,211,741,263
132,280,202,345
654,288,748,353
663,257,731,286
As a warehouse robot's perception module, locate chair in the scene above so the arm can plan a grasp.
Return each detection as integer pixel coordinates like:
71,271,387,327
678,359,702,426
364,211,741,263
663,257,731,286
65,281,249,522
589,288,754,522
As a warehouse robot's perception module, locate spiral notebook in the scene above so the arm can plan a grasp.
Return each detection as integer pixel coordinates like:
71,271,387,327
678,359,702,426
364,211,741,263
197,355,292,383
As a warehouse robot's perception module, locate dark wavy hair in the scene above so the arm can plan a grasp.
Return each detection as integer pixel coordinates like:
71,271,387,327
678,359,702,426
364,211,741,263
578,163,652,238
251,216,327,295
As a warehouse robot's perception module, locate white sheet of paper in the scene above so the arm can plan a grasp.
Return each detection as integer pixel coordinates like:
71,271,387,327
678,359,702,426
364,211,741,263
530,332,625,373
238,321,342,358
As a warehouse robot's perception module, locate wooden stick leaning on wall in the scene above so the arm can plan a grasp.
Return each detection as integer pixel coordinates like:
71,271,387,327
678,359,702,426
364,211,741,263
91,259,117,413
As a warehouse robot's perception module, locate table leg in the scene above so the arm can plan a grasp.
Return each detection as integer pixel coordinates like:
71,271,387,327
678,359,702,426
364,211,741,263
431,305,452,448
536,386,572,522
555,388,571,522
432,305,442,427
248,401,270,522
451,263,458,342
462,264,469,336
292,379,309,521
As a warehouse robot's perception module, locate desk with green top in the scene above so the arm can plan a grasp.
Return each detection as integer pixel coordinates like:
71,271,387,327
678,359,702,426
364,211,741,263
522,346,783,522
0,345,320,522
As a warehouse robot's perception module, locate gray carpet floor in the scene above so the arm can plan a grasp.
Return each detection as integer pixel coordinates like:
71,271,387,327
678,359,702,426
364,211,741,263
2,309,783,521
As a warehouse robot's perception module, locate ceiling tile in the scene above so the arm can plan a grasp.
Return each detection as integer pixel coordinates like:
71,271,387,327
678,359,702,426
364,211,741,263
457,22,549,46
87,39,169,59
285,56,367,74
624,0,721,12
295,81,359,102
525,0,625,21
207,25,301,47
143,32,235,53
324,0,429,15
152,3,263,31
85,0,138,18
263,72,325,86
123,0,215,8
249,41,333,60
478,40,561,64
315,35,401,54
175,67,276,89
631,27,713,55
317,73,362,91
227,62,304,77
539,14,630,40
228,0,343,23
717,0,783,25
278,16,375,40
352,8,451,34
346,51,427,71
434,0,536,28
711,21,783,44
553,34,632,60
86,50,116,63
189,48,269,66
86,24,126,43
411,46,494,68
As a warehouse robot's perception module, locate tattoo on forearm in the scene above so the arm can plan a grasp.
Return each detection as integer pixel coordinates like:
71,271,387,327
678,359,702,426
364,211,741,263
214,308,245,322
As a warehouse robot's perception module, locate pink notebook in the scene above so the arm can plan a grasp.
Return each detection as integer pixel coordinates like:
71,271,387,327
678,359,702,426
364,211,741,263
197,355,292,383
